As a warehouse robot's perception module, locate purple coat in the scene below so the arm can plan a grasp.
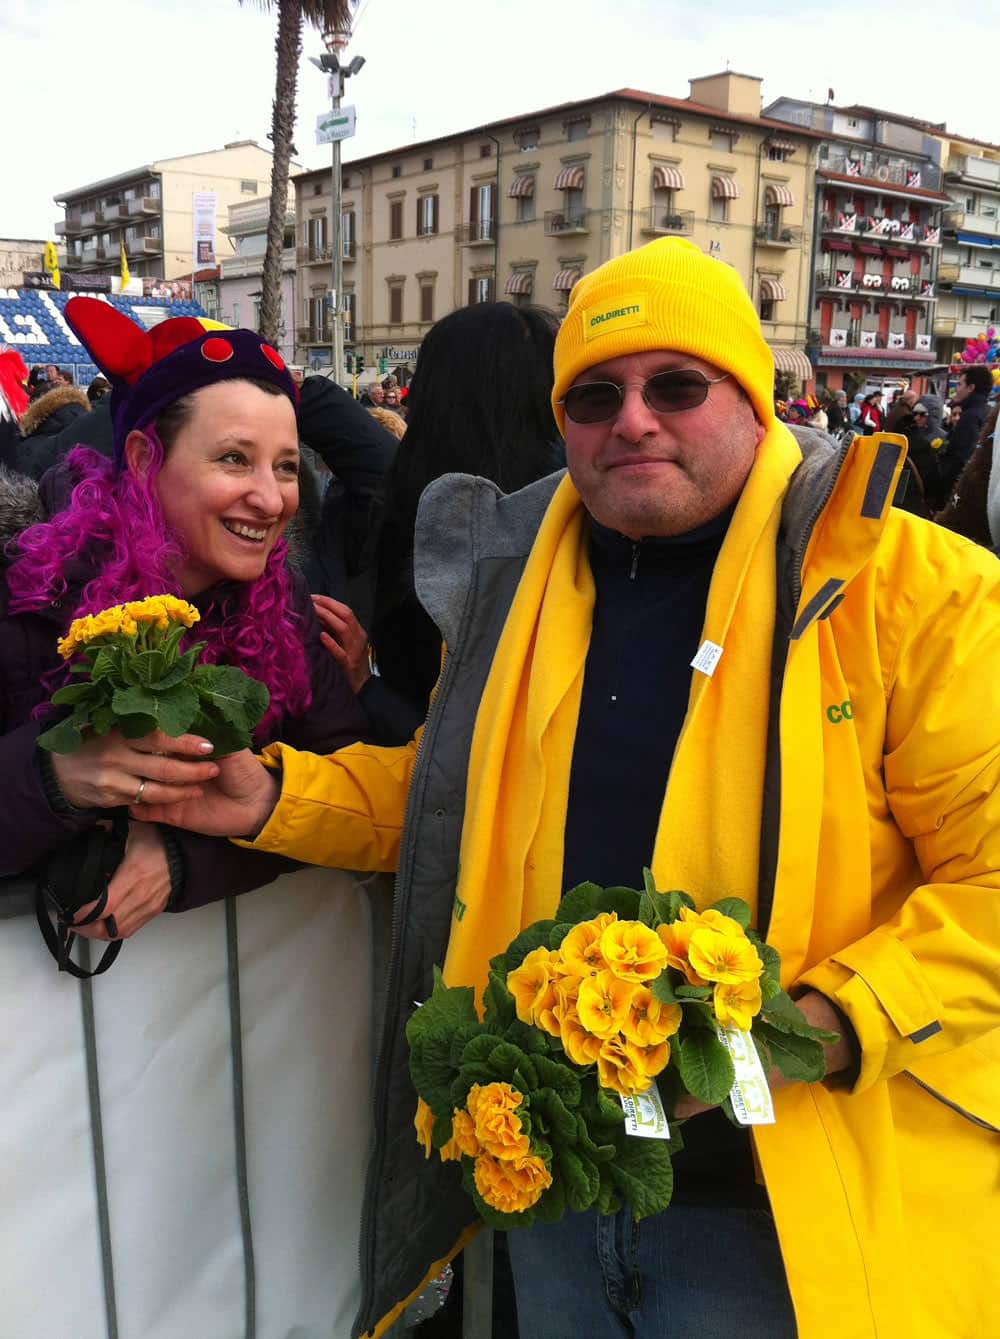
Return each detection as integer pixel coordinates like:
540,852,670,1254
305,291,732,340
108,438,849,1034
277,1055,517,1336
0,551,368,913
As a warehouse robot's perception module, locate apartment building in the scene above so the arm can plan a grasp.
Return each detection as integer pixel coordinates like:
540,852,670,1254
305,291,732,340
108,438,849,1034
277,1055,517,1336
216,193,298,364
934,134,1000,367
765,98,948,396
54,142,281,283
295,74,821,387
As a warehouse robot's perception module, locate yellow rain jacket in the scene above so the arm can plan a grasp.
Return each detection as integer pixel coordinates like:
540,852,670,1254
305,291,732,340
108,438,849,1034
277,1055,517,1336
247,429,1000,1339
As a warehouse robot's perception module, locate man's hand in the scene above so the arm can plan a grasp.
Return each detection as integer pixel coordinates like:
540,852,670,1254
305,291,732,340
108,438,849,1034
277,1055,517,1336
72,820,172,940
312,594,372,694
50,728,218,810
673,989,853,1120
130,748,281,840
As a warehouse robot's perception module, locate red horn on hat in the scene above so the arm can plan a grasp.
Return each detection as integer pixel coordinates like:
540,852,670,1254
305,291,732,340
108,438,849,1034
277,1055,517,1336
64,298,153,386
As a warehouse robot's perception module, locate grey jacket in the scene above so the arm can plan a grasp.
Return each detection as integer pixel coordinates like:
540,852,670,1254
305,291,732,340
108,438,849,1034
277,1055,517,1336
353,426,891,1338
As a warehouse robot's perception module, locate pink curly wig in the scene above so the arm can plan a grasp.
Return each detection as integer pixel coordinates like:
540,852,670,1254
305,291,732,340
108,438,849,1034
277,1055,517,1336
7,435,311,740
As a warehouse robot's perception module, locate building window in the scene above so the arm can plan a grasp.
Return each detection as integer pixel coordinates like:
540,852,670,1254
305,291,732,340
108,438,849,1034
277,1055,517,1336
764,203,780,238
241,180,257,194
343,174,352,188
709,194,729,223
517,193,535,223
342,209,355,258
469,182,496,242
468,274,495,305
417,194,439,236
389,199,404,241
420,283,434,323
391,164,402,179
251,296,262,329
965,196,976,212
566,117,591,142
308,295,327,342
344,291,356,341
314,182,323,196
308,214,328,257
767,146,785,162
759,297,776,322
423,157,433,171
480,143,493,158
710,130,734,152
389,284,404,325
515,127,540,150
651,116,678,142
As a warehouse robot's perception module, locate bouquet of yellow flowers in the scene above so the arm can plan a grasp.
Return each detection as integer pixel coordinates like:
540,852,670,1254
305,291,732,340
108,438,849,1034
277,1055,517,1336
409,872,836,1229
39,595,269,756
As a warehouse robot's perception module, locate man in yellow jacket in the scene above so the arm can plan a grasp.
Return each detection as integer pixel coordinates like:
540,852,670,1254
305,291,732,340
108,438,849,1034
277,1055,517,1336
140,238,1000,1339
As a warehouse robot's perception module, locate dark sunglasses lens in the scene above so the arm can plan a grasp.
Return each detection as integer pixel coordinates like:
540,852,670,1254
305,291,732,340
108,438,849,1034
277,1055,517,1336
645,371,710,413
563,382,621,424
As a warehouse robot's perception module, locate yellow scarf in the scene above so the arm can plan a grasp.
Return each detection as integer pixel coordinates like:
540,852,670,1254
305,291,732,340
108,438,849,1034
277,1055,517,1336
443,425,803,1000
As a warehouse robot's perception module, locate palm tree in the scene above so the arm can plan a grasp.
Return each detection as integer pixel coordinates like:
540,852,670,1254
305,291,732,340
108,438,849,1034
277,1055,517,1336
241,0,354,348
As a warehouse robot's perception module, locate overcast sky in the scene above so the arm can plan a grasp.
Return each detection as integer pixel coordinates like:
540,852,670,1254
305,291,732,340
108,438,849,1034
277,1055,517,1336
3,0,994,241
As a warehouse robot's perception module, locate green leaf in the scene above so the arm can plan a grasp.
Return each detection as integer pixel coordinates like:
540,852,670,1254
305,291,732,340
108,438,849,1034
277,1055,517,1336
531,1054,581,1107
50,681,100,707
406,966,478,1048
754,1022,827,1083
484,1042,535,1086
556,1145,600,1213
676,1030,735,1105
112,682,199,737
532,1174,567,1225
553,882,607,924
36,713,85,753
149,646,199,691
708,897,752,930
595,1164,622,1216
491,920,557,976
639,887,695,927
649,970,680,1004
483,970,516,1031
117,712,159,739
760,990,839,1043
609,1138,674,1220
601,886,643,919
191,663,269,732
530,1087,579,1144
409,1034,459,1115
675,984,713,1000
90,704,117,735
546,921,576,950
187,708,253,758
502,1018,551,1056
90,646,127,685
122,649,168,687
450,1024,492,1068
677,1000,716,1030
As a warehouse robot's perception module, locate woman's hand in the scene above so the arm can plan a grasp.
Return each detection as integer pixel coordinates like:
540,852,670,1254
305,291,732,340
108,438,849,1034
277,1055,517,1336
71,820,172,941
131,748,280,840
49,728,218,811
312,594,371,694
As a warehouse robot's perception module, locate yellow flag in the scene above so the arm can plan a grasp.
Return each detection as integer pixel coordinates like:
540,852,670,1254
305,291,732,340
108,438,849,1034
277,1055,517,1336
44,241,61,291
119,239,131,294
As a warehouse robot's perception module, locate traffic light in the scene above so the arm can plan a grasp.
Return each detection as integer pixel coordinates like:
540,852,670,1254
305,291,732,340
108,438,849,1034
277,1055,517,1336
344,352,354,374
355,355,365,376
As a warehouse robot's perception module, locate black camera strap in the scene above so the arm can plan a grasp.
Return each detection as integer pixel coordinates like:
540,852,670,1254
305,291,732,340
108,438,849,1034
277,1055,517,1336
35,816,128,979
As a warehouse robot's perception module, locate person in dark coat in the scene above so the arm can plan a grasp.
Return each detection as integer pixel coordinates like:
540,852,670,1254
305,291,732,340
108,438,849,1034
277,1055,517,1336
0,298,367,939
12,383,90,473
940,365,993,495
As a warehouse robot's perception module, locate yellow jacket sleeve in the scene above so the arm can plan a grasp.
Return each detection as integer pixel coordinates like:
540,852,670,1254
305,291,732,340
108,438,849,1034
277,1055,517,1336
236,736,418,872
800,540,1000,1092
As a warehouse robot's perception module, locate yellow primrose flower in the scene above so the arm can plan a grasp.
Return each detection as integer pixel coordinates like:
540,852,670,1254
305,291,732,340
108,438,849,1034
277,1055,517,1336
508,946,564,1026
466,1082,530,1161
124,595,200,628
655,919,706,986
559,999,603,1066
414,1097,435,1159
713,978,763,1031
596,1035,653,1096
576,969,636,1040
687,927,762,985
620,986,682,1047
679,905,747,938
449,1108,481,1159
474,1152,552,1214
601,920,668,983
561,912,617,978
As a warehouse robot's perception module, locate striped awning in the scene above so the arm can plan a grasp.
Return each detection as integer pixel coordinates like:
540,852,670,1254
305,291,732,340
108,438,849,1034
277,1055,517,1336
767,139,797,153
764,184,795,207
508,174,535,199
652,164,685,191
504,271,534,296
553,268,581,292
711,174,740,200
770,347,812,379
759,278,787,301
554,165,585,191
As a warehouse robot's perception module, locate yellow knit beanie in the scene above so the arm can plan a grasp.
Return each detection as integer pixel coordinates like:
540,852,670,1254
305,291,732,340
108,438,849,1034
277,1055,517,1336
551,237,775,434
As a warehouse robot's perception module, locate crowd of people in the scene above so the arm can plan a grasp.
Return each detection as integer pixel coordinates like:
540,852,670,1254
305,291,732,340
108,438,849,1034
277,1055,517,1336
1,237,998,1339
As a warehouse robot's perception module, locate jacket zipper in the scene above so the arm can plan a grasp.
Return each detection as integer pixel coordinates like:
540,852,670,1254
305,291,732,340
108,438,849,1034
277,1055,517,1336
628,542,640,581
355,640,459,1337
788,438,850,618
903,1071,1000,1133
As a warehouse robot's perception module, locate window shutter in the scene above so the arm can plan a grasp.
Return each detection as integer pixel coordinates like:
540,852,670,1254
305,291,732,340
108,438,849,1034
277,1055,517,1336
416,196,422,235
421,285,433,322
488,183,497,221
488,276,496,302
468,277,475,305
432,194,439,234
469,186,478,226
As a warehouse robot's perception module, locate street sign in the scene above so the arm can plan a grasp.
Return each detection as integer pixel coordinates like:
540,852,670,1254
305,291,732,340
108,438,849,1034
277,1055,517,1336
316,105,357,145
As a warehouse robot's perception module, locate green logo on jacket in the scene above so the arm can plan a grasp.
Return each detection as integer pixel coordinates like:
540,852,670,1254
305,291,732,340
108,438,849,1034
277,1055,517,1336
826,700,854,724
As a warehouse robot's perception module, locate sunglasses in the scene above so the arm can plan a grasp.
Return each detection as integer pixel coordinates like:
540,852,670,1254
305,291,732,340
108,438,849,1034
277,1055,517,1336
559,369,730,425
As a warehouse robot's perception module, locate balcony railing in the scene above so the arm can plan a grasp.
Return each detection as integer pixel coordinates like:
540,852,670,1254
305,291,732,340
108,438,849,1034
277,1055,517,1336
63,215,82,235
820,153,940,192
342,239,357,261
819,331,936,356
142,237,162,254
457,219,498,245
943,210,1000,239
945,155,1000,187
79,211,99,233
296,245,332,265
543,209,589,237
139,197,160,215
755,224,803,247
297,325,330,346
637,207,694,237
820,213,941,244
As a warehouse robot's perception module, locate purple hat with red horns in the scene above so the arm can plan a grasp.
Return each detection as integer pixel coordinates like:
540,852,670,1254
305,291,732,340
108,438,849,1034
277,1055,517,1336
64,297,299,470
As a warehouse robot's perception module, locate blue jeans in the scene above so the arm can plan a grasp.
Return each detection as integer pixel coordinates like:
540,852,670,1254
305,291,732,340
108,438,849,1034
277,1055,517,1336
506,1204,796,1338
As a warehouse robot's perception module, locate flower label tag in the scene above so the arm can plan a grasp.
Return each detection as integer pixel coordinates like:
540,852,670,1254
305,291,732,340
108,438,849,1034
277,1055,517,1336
717,1026,776,1126
690,640,724,677
619,1087,671,1139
